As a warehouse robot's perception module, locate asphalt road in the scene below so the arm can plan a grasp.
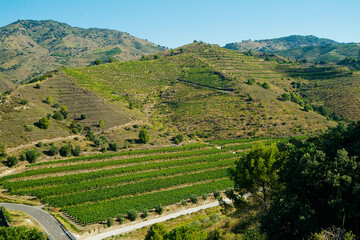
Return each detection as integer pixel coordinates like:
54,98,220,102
0,203,71,240
84,199,231,240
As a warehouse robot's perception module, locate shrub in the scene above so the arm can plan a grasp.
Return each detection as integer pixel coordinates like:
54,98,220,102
19,155,26,161
6,156,18,167
108,142,118,151
213,190,221,199
154,55,160,59
24,124,34,132
262,82,270,89
80,114,87,120
106,217,114,227
52,111,64,121
37,117,50,129
48,146,59,156
138,129,150,144
116,214,125,224
70,122,83,134
304,104,312,112
141,209,149,218
85,131,96,141
99,119,104,128
202,194,208,200
53,102,60,108
20,99,28,105
145,223,167,240
34,84,41,89
173,134,184,144
45,96,52,105
181,200,188,206
155,205,164,215
25,149,40,163
279,93,290,101
59,145,72,157
94,59,102,65
247,78,255,85
190,195,199,204
72,146,81,156
127,209,138,221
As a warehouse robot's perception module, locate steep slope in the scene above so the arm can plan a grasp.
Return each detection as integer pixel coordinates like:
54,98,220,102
63,42,335,140
224,35,339,52
0,20,166,83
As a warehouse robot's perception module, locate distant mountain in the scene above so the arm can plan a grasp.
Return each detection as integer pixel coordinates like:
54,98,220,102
0,20,166,84
224,35,339,52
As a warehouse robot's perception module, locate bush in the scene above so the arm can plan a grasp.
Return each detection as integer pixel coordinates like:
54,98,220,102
155,205,164,215
53,102,60,108
190,195,199,204
304,104,312,112
85,130,96,141
59,145,72,157
45,96,52,105
70,122,83,134
94,59,102,65
60,105,68,119
36,142,43,147
141,209,149,218
106,217,114,227
213,190,221,199
24,124,34,132
20,99,28,105
182,200,188,206
52,111,64,121
279,93,290,101
127,209,138,221
99,119,104,128
108,142,118,151
6,156,18,167
262,82,270,89
25,149,40,163
247,78,255,85
34,84,41,89
37,117,50,129
173,134,184,144
19,155,26,161
80,114,87,120
72,146,81,156
116,214,125,224
145,223,167,240
48,146,59,156
138,129,150,144
202,194,208,200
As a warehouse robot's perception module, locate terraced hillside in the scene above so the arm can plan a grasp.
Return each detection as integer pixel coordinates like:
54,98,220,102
0,20,165,84
63,42,334,141
1,143,239,225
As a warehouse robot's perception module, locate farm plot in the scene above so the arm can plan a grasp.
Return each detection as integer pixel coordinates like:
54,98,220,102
1,143,239,225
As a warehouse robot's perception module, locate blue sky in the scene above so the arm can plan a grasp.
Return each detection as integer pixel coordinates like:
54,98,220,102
0,0,359,48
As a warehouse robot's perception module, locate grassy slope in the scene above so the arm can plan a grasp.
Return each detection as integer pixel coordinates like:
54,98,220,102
63,42,334,140
0,20,165,83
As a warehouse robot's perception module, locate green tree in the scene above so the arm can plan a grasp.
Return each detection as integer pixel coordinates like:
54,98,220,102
6,156,18,167
141,209,149,218
228,142,281,210
99,119,104,128
106,217,114,227
48,146,59,156
94,59,102,65
52,111,64,121
165,225,207,240
304,104,312,112
59,145,72,157
173,134,184,144
45,96,52,105
145,223,167,240
247,78,255,85
262,82,270,90
138,129,150,144
0,226,46,240
37,117,50,129
127,209,138,221
155,205,164,215
279,93,290,101
116,214,125,224
25,149,40,163
72,145,81,156
60,105,68,119
108,142,118,151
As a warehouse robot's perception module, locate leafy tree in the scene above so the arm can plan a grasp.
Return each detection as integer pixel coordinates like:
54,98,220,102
69,122,83,134
60,105,68,119
37,117,50,129
52,111,64,121
304,104,312,112
190,195,198,204
173,134,184,144
80,114,87,120
59,145,72,157
72,145,81,156
45,96,52,105
20,99,28,105
108,57,117,63
99,119,104,128
106,217,114,227
34,84,41,89
247,78,255,85
108,142,118,151
53,102,60,108
94,59,102,65
0,226,46,240
6,156,18,167
154,55,160,59
127,209,138,221
228,142,281,210
213,190,221,199
279,93,290,101
116,214,125,224
25,149,40,163
145,223,167,240
155,205,164,215
85,130,96,141
48,146,59,156
262,82,270,90
261,123,360,239
141,209,149,218
138,129,150,144
165,225,207,240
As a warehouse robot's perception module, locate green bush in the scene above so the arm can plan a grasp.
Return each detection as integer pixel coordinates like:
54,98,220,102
202,194,208,200
141,209,149,218
127,209,138,221
213,190,221,199
190,195,199,204
37,117,50,129
155,205,164,215
106,217,114,227
48,146,59,156
99,119,104,128
262,82,270,89
108,143,118,151
20,99,28,105
59,145,72,157
138,129,150,144
173,134,184,144
45,96,52,105
80,114,87,120
52,111,64,121
94,59,102,65
247,78,255,85
6,156,18,167
116,214,125,224
72,146,81,156
25,149,40,163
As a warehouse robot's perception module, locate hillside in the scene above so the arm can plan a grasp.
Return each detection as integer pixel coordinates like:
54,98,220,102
224,35,339,52
0,20,165,86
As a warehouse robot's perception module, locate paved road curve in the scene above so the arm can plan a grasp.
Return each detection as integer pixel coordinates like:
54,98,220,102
0,203,71,240
85,200,230,240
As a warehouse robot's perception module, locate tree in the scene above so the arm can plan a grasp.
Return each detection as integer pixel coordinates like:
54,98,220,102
116,214,125,224
138,129,150,144
262,82,270,90
52,111,64,121
304,104,312,112
127,209,138,221
59,145,72,157
261,124,360,239
37,117,50,129
99,119,104,128
6,156,18,167
25,149,40,163
155,205,164,215
48,146,59,156
145,223,167,240
247,78,255,85
108,142,118,151
228,142,281,210
141,209,149,218
94,59,102,65
173,134,184,144
81,114,87,120
20,99,28,105
165,225,207,240
279,93,290,101
60,105,68,119
106,217,114,227
45,96,52,105
72,145,81,156
0,226,46,240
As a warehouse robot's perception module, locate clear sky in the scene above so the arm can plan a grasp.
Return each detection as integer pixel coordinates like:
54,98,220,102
0,0,359,48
